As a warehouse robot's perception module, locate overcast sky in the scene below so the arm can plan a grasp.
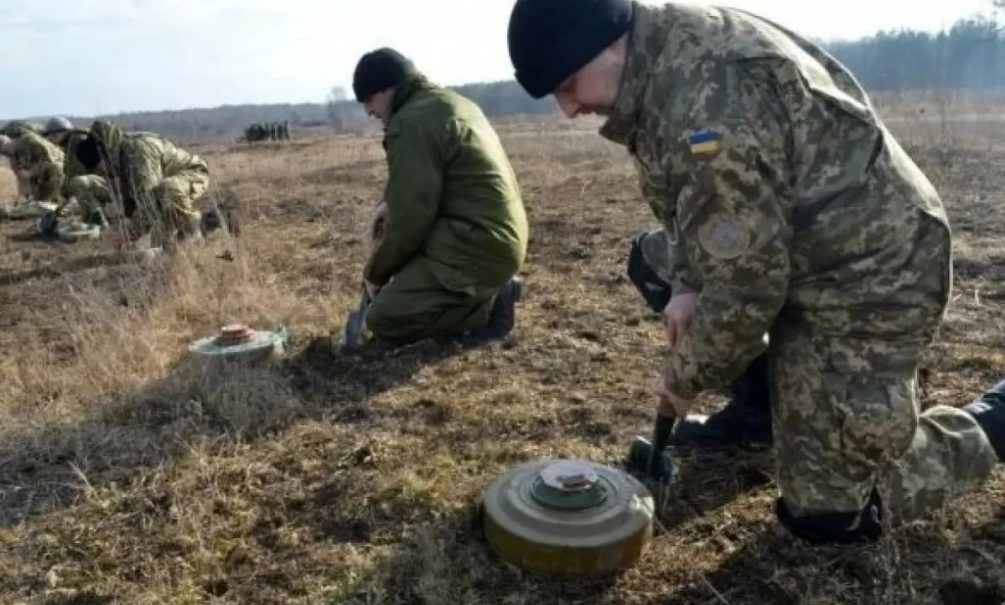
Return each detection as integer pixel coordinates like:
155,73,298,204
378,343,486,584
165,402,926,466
0,0,996,119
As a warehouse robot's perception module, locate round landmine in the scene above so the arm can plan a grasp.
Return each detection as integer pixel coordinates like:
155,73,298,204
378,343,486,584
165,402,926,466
188,323,288,363
483,459,654,576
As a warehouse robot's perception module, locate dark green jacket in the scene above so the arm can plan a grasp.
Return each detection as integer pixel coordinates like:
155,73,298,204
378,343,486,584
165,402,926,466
365,77,528,294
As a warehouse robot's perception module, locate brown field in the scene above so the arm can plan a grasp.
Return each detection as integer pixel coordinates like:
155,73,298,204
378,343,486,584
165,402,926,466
1,97,1005,605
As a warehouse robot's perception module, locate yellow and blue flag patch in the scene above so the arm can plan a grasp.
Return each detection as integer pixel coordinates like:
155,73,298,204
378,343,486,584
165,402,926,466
688,129,721,155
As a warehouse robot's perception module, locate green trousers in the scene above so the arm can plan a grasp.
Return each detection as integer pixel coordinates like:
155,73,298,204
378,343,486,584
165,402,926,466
366,255,498,344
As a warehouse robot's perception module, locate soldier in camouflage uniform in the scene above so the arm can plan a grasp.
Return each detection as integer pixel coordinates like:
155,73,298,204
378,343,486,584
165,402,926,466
71,121,209,248
509,0,1005,544
0,135,24,205
0,121,45,205
41,117,109,226
5,129,64,203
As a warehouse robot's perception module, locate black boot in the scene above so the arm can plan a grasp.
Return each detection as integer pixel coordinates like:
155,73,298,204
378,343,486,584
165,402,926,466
667,353,773,449
963,379,1005,462
457,278,522,345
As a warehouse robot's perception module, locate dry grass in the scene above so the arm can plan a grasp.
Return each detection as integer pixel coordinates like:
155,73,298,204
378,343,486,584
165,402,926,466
0,97,1004,605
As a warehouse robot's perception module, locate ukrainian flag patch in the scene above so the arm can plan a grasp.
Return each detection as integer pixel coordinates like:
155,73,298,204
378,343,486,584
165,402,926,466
688,129,721,155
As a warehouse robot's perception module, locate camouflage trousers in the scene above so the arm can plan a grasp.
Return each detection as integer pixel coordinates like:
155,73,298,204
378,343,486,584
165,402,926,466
134,168,209,245
14,170,31,203
770,324,998,524
66,170,207,243
366,255,497,344
64,175,112,219
28,162,62,202
641,226,998,524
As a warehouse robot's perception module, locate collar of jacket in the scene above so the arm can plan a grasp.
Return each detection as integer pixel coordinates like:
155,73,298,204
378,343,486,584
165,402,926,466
599,3,668,146
389,74,433,118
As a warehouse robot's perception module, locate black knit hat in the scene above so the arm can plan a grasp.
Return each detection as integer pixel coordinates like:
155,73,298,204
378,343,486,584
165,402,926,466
352,48,417,102
508,0,634,99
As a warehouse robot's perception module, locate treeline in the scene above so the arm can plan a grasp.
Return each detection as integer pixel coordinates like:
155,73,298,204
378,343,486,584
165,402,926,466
827,15,1004,91
7,80,553,142
9,13,1004,142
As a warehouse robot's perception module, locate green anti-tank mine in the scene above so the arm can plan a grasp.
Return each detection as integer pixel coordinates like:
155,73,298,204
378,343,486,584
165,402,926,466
189,323,288,363
483,459,654,576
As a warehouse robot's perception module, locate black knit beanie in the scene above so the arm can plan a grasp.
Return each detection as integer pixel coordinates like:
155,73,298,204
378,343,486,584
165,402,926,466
352,48,417,102
508,0,634,99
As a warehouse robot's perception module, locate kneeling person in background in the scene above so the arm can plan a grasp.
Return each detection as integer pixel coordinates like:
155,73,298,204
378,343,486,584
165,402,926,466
353,48,529,344
73,121,209,250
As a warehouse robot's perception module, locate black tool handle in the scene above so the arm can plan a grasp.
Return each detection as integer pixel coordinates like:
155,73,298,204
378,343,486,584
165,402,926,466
646,413,676,477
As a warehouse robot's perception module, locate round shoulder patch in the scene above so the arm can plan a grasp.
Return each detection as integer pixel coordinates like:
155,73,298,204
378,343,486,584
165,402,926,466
697,217,751,260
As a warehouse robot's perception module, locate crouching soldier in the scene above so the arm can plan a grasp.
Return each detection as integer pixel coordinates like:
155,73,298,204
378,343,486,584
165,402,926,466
352,48,529,344
71,121,209,249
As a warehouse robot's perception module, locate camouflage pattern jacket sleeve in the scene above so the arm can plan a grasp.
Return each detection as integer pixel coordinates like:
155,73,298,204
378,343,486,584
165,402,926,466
11,132,64,173
120,134,208,211
663,62,792,399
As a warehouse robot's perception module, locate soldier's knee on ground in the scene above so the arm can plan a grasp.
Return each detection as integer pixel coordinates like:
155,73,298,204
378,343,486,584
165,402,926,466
364,294,420,343
776,489,883,545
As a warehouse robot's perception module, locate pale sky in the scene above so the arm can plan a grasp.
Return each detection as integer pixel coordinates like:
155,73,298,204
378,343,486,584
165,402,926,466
0,0,996,119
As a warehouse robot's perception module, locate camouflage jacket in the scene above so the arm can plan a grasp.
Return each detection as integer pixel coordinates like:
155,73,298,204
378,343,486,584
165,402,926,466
0,120,44,139
366,76,528,291
600,3,951,398
8,131,64,174
89,121,209,216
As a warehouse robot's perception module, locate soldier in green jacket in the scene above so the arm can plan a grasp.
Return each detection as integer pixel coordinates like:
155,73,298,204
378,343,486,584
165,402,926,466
351,48,529,344
71,121,209,248
508,0,1005,544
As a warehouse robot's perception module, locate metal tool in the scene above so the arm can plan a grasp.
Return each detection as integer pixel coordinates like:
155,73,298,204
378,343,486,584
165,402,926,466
627,413,678,482
338,284,371,350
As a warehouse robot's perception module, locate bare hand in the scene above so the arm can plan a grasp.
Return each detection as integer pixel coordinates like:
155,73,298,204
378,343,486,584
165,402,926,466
651,374,694,419
662,291,697,350
365,280,382,300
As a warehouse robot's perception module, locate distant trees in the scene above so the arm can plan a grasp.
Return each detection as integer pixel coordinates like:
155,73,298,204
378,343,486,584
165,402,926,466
827,14,1005,91
10,9,1003,142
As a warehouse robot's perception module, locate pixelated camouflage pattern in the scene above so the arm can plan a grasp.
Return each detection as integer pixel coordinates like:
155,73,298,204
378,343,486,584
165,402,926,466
602,3,997,523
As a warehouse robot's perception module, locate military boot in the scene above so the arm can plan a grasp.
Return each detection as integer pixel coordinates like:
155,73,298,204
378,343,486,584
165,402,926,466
963,379,1005,462
667,353,773,449
457,277,522,345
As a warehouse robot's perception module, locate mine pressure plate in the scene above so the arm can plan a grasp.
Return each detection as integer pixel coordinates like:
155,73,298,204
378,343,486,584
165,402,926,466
483,459,654,576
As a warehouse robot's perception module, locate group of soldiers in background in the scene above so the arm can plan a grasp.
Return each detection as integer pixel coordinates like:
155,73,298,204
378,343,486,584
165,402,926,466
0,117,211,250
243,121,292,143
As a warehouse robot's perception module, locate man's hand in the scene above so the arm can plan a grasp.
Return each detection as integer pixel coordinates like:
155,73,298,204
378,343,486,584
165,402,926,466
652,373,695,418
365,280,382,300
662,290,697,350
